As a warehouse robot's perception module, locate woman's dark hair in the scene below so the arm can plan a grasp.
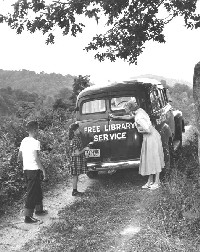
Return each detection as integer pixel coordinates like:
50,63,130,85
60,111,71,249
68,123,79,140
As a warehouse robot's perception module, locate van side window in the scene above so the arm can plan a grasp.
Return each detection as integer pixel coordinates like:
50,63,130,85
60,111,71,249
150,90,161,112
111,96,137,111
155,89,163,108
163,88,168,102
159,89,167,106
157,89,166,107
82,99,106,114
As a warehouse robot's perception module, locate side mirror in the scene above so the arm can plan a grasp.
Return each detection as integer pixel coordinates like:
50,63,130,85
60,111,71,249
166,89,172,102
74,106,79,112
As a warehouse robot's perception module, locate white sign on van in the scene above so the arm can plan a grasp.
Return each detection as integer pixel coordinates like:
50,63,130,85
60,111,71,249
94,132,127,142
84,122,135,142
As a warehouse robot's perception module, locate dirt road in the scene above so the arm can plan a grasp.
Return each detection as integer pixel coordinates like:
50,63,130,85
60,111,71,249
0,125,195,252
0,176,94,252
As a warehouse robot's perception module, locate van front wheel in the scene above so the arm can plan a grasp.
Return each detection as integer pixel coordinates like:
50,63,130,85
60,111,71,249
86,171,98,179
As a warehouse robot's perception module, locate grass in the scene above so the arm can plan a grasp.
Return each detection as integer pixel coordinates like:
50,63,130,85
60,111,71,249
17,132,200,252
141,132,200,251
19,170,147,252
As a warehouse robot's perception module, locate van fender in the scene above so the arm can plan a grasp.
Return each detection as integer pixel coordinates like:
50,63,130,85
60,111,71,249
160,123,172,146
173,110,185,131
173,110,183,142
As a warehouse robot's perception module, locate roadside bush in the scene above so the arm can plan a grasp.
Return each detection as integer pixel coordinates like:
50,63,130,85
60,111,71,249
0,117,25,208
0,114,73,213
38,120,73,182
37,108,54,130
143,131,200,249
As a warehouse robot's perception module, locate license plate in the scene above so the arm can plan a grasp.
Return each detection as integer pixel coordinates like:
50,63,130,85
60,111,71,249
85,149,100,158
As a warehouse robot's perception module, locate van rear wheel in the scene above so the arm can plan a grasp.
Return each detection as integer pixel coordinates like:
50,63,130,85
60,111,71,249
178,124,182,148
168,138,175,168
161,138,174,181
175,119,182,148
86,171,98,179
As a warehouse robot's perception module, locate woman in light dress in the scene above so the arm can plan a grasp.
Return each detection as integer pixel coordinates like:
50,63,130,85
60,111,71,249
111,99,165,190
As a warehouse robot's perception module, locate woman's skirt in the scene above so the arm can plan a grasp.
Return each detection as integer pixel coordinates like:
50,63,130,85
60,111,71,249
139,126,165,176
69,154,88,176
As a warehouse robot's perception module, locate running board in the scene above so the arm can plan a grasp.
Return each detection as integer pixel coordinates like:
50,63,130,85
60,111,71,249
174,140,180,151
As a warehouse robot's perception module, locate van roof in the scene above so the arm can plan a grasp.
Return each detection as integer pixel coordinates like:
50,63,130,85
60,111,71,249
77,78,163,101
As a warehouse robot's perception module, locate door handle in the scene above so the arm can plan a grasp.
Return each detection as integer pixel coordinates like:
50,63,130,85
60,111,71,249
108,113,113,119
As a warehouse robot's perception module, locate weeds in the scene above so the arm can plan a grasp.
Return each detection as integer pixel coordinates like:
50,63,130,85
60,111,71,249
0,115,73,214
143,132,200,251
1,124,200,251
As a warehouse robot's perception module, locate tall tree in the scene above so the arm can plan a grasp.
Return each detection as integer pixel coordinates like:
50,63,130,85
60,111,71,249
193,62,200,165
1,0,200,64
70,75,90,106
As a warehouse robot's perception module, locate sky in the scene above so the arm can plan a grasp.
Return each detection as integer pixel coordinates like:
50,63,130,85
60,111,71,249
0,1,200,86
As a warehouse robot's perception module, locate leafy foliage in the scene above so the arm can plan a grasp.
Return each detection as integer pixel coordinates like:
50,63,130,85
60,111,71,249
0,72,91,213
1,0,200,63
0,86,39,116
193,62,200,135
0,116,26,206
0,69,74,96
144,131,200,244
163,81,194,125
14,134,200,252
0,112,73,212
0,77,194,213
70,75,90,106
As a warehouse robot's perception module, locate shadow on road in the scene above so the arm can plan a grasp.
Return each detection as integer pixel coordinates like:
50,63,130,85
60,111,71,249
86,168,147,192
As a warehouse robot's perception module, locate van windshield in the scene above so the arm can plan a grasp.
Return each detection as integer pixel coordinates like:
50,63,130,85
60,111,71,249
111,96,138,111
82,99,106,114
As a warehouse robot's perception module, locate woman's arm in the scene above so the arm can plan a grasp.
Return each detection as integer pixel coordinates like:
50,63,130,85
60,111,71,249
110,114,135,121
137,128,151,133
73,146,90,156
135,117,151,133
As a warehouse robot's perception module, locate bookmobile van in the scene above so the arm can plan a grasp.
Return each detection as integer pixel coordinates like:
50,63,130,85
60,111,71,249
75,78,184,178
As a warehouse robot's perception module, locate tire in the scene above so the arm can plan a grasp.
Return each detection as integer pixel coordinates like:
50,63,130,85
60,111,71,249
175,118,182,148
161,138,174,181
177,123,182,148
168,138,174,167
86,171,98,179
182,120,185,133
168,138,175,168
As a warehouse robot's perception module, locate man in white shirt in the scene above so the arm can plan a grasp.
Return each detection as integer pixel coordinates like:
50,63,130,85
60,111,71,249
18,121,47,223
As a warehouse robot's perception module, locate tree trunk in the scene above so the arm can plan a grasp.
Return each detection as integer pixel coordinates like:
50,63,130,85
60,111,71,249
193,62,200,165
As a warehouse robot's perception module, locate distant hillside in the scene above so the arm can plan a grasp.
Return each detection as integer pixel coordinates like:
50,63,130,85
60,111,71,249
0,69,75,96
131,74,192,87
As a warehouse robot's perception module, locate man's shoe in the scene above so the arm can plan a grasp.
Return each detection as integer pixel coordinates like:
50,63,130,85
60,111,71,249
72,191,84,196
24,216,39,223
35,210,48,215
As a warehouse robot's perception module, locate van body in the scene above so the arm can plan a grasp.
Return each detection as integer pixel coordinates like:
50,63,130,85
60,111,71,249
75,79,184,178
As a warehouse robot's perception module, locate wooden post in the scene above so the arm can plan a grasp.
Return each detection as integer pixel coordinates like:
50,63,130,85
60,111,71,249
193,62,200,165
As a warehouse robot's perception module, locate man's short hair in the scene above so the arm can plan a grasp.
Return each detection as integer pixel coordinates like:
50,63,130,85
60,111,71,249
26,121,39,132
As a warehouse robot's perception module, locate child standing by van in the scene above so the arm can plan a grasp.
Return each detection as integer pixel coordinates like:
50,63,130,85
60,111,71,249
68,123,89,196
18,121,47,223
